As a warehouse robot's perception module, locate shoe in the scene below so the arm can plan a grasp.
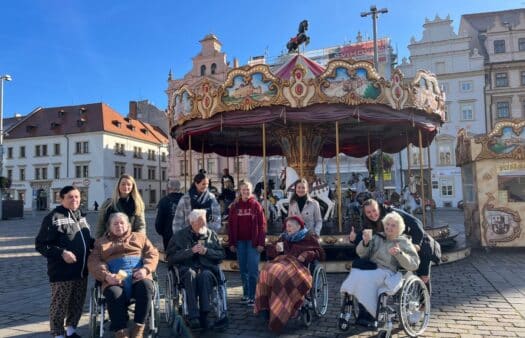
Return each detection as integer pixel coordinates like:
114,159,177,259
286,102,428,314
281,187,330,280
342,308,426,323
240,296,250,304
188,318,201,330
247,298,255,306
66,334,82,338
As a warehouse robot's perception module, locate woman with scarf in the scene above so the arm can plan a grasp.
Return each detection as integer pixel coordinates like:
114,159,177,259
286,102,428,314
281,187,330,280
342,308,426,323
288,178,323,236
228,181,266,306
172,172,221,233
88,212,159,338
95,174,146,238
254,215,324,332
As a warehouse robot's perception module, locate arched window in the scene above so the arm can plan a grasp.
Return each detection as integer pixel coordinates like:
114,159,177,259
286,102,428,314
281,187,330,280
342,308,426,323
200,65,206,76
211,63,217,74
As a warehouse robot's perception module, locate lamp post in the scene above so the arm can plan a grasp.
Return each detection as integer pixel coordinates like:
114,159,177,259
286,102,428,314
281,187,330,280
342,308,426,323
360,5,388,69
0,74,12,220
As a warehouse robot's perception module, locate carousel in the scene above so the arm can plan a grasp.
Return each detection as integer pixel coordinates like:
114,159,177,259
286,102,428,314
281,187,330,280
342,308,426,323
168,27,465,271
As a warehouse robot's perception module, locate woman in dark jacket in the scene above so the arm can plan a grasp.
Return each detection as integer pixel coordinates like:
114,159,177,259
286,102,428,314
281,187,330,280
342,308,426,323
35,185,93,338
228,181,266,305
96,174,146,238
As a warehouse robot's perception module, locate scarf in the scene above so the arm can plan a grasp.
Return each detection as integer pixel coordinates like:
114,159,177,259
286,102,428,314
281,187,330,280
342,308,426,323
189,185,214,221
282,228,309,243
296,195,307,212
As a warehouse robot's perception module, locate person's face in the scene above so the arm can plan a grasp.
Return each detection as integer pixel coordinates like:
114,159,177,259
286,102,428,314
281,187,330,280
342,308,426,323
286,221,301,235
364,204,380,222
240,185,251,200
384,220,399,239
296,182,307,197
119,178,134,197
195,179,209,193
61,189,81,210
110,215,129,237
191,216,206,234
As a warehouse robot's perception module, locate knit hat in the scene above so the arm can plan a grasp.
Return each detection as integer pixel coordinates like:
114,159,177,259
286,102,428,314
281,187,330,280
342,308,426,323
284,215,305,229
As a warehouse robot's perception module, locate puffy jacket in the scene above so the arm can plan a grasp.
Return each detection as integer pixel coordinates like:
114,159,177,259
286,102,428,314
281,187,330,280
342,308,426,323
35,206,93,282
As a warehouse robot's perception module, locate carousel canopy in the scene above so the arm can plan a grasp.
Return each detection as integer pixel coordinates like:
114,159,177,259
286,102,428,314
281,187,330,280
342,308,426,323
168,54,445,158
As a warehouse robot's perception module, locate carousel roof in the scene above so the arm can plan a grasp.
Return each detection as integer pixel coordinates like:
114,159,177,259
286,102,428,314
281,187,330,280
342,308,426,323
168,54,446,158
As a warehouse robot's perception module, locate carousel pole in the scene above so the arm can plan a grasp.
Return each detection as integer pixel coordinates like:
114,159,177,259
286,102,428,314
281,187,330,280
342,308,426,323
201,142,205,173
184,151,188,191
367,132,372,173
262,123,268,218
406,131,411,178
189,135,193,180
299,122,304,179
336,121,342,232
426,135,435,226
236,136,240,188
418,129,426,227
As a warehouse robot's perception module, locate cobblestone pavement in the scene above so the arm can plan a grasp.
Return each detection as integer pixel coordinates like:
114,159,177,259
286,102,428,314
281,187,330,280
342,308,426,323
1,209,525,337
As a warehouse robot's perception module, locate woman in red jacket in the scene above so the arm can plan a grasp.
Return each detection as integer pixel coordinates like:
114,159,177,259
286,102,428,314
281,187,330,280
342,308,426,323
228,181,267,306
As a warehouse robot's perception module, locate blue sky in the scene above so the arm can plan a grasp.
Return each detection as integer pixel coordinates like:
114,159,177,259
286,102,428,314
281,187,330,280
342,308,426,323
1,0,523,118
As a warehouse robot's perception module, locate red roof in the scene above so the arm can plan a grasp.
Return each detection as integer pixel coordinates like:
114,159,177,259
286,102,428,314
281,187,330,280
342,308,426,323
6,102,168,144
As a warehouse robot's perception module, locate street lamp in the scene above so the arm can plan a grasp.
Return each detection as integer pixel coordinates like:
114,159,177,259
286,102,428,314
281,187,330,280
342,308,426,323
361,5,388,69
0,74,12,221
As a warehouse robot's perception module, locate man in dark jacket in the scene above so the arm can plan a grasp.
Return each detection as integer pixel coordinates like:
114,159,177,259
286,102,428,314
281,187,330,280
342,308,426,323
35,185,93,338
166,209,225,330
155,179,184,250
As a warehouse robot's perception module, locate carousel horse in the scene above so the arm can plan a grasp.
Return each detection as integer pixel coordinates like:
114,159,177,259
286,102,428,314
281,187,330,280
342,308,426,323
401,185,420,215
275,167,335,221
286,20,310,53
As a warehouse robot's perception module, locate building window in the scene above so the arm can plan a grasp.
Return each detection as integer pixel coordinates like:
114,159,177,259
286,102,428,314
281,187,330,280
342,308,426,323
521,71,525,86
7,169,12,180
439,176,455,197
75,165,88,178
161,169,166,181
54,166,60,179
20,146,25,158
149,190,157,204
460,103,474,121
75,141,89,154
114,143,125,155
7,147,13,159
443,102,450,122
161,152,167,162
133,147,142,158
35,145,41,157
234,159,244,173
19,168,25,181
495,72,508,87
197,159,204,172
83,165,89,178
54,143,61,155
200,65,206,76
519,38,525,51
179,160,188,176
211,63,217,75
206,159,215,174
147,150,156,161
75,165,81,178
35,168,40,180
115,163,126,178
496,101,510,119
432,180,439,190
147,167,156,180
460,81,472,92
133,166,143,180
438,142,453,166
42,167,48,180
75,142,82,154
494,39,506,53
42,145,48,156
83,141,89,153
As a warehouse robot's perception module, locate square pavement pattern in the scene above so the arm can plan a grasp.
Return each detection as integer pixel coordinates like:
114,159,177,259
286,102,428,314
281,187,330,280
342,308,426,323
1,210,524,337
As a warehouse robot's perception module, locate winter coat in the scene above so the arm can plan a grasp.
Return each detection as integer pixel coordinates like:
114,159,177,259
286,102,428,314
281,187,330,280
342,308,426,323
356,233,419,272
155,192,184,240
288,196,323,236
172,187,221,233
95,197,146,238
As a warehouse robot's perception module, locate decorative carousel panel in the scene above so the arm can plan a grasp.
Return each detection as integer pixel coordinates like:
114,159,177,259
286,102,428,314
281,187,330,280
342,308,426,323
196,81,219,119
220,64,281,111
320,60,382,104
482,192,522,246
386,68,409,110
172,87,195,125
475,120,525,161
411,70,446,117
281,64,317,108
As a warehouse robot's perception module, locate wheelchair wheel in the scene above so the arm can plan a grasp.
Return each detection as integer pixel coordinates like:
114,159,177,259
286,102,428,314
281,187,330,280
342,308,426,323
377,330,392,338
165,269,176,325
338,294,358,331
88,286,103,338
399,275,430,337
312,265,328,317
301,307,313,327
146,280,161,338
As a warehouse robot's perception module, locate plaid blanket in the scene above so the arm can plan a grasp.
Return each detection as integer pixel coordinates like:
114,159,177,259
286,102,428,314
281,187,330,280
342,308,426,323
254,255,312,332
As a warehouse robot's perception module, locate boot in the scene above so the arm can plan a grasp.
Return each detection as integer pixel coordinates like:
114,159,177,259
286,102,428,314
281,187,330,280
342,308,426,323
114,328,129,338
131,323,145,338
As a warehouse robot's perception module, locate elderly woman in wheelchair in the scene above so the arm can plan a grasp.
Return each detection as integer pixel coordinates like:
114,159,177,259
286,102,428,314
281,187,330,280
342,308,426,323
166,209,226,331
254,215,326,333
88,212,159,338
339,211,430,337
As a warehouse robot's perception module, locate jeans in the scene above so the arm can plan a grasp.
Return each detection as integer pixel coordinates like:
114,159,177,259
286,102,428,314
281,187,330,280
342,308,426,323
236,240,260,299
103,279,154,331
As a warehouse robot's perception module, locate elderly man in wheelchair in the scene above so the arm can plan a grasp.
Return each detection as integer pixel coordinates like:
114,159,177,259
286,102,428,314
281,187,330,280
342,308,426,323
339,211,430,338
254,215,327,333
166,209,227,332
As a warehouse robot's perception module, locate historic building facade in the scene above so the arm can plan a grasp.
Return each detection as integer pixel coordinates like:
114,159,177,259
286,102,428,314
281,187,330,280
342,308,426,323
4,103,168,211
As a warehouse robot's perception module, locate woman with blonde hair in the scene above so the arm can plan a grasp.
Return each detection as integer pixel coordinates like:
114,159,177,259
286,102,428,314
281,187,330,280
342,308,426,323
96,174,146,238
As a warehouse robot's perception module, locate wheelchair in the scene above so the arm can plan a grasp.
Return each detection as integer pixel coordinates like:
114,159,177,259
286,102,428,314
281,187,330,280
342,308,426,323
298,261,329,327
338,265,431,338
164,265,228,334
88,277,161,338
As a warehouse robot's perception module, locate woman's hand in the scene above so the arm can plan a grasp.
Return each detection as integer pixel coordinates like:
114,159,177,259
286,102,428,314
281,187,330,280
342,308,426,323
230,246,236,253
389,243,401,256
256,246,264,253
348,227,356,242
297,254,305,263
362,229,372,246
62,250,77,264
105,274,121,286
133,268,147,281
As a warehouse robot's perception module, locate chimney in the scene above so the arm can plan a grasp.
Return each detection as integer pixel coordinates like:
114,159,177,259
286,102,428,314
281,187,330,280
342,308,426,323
233,58,239,68
129,101,138,119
